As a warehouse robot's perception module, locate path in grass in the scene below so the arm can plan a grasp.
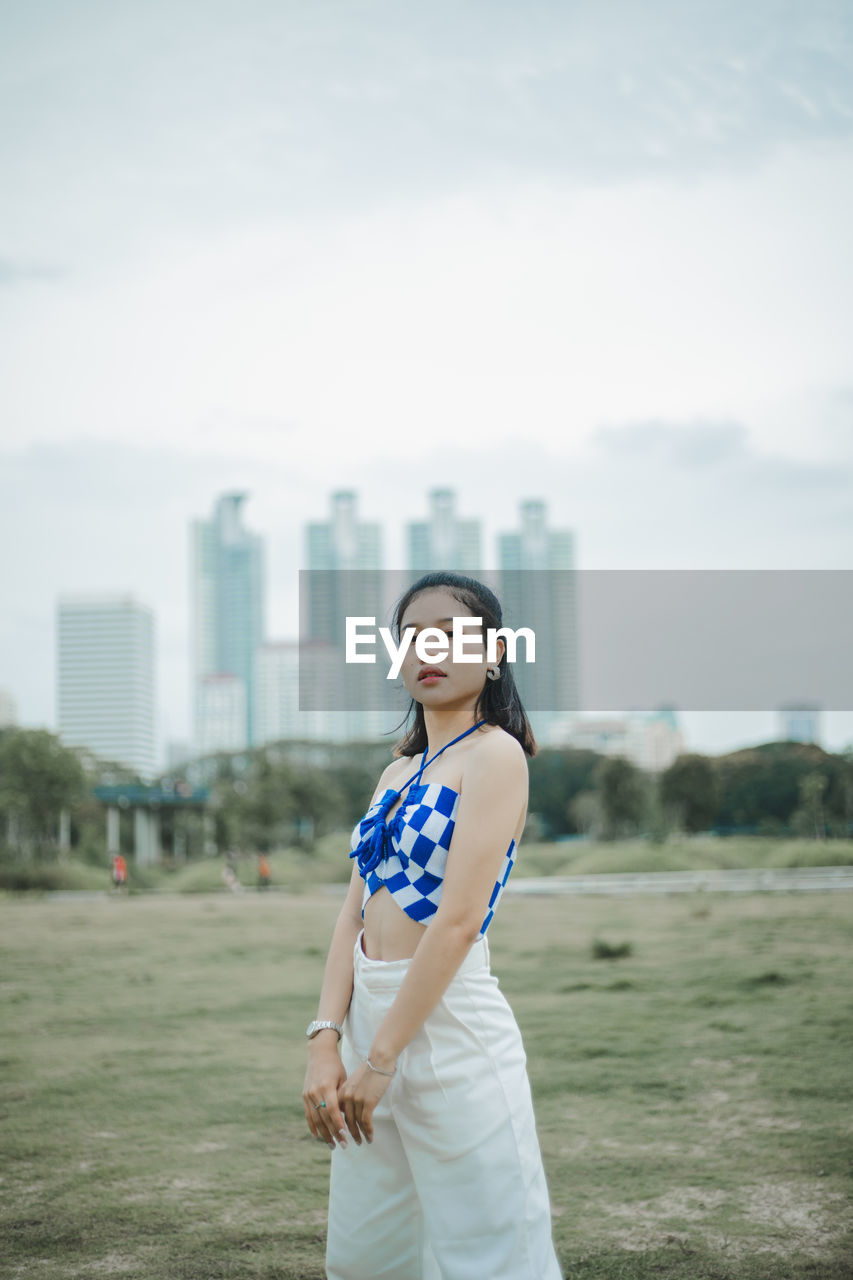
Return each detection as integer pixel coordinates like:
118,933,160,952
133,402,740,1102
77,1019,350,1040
1,892,851,1278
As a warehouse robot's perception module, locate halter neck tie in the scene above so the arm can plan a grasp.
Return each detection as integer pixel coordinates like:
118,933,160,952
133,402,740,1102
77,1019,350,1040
351,720,486,875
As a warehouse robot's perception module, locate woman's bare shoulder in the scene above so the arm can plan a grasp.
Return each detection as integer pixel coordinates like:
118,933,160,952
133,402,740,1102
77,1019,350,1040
468,725,527,777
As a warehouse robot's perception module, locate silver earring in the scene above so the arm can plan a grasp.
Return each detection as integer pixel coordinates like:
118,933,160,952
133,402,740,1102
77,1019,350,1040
486,665,501,681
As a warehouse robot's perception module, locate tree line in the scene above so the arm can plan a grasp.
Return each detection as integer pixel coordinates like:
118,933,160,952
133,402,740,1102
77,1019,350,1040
529,741,853,841
1,726,851,868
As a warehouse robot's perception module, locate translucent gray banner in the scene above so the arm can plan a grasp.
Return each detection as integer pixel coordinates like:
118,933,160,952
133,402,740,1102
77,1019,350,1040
298,570,853,713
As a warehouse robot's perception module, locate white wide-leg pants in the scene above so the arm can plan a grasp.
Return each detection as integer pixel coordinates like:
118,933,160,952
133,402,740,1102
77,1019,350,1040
325,929,563,1280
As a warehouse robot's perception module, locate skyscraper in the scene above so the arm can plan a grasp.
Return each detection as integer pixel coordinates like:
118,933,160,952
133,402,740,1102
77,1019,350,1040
302,491,386,741
498,500,574,574
407,488,481,572
57,594,156,777
305,490,382,644
498,500,578,742
190,493,265,752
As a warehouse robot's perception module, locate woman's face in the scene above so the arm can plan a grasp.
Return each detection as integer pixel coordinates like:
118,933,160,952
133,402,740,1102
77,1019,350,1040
397,587,503,711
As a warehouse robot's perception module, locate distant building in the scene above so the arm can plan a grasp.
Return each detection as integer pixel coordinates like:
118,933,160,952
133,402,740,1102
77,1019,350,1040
57,594,156,778
498,499,578,741
305,490,382,637
549,708,685,772
778,703,822,745
190,493,265,752
195,674,247,755
254,640,340,745
303,491,386,742
407,488,481,572
0,687,17,728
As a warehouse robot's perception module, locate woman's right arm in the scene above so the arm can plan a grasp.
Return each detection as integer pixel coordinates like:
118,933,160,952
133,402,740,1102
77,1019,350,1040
301,862,365,1149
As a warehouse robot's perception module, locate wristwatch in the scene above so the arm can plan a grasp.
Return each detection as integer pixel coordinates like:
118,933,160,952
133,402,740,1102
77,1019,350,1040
306,1019,343,1040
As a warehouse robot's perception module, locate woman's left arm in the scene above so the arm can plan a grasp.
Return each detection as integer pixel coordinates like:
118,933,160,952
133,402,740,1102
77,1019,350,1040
338,733,527,1145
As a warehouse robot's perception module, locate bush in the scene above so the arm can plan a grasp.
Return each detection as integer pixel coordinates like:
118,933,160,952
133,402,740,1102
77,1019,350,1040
591,938,634,960
0,863,68,892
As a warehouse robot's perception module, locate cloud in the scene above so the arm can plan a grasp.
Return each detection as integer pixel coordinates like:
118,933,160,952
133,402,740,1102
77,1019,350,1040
1,0,852,265
585,415,853,500
0,258,65,286
590,420,749,466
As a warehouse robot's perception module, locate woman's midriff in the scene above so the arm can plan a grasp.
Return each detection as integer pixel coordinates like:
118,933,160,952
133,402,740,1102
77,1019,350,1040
361,886,428,961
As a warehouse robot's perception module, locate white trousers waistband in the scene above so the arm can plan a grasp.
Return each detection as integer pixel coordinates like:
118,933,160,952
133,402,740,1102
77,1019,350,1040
352,926,490,989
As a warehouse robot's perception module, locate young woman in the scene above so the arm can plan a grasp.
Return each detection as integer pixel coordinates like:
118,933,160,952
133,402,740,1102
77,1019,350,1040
302,571,563,1280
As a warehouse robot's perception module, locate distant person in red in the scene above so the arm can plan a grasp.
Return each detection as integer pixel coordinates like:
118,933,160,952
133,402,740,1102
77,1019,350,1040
258,855,271,889
111,854,128,891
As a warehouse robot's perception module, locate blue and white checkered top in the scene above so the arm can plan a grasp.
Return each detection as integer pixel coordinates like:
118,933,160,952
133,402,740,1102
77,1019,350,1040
349,780,517,938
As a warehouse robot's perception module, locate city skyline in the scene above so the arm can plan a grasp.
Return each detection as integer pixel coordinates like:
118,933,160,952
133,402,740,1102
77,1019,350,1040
28,484,853,772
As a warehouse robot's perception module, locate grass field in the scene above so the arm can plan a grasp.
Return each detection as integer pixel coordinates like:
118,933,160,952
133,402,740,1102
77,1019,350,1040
9,833,853,896
1,890,852,1279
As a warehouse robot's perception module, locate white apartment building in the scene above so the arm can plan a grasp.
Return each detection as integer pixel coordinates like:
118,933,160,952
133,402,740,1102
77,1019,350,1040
544,708,686,772
254,641,341,745
57,594,156,778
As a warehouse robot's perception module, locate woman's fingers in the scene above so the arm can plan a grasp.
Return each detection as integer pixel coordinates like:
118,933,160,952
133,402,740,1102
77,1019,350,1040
303,1087,340,1147
327,1097,349,1147
303,1059,350,1148
355,1099,374,1144
340,1065,390,1143
302,1096,323,1143
317,1096,348,1148
341,1091,362,1145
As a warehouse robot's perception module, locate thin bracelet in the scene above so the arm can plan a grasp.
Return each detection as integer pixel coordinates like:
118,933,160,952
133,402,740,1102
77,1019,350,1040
365,1056,396,1077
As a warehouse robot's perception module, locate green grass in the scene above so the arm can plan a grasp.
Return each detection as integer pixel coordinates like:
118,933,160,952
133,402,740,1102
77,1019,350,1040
3,833,851,896
517,835,853,877
1,892,852,1278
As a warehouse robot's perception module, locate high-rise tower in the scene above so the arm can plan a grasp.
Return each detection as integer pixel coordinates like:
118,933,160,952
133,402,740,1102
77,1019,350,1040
305,490,382,645
407,488,481,572
191,493,265,753
498,500,578,741
302,491,385,741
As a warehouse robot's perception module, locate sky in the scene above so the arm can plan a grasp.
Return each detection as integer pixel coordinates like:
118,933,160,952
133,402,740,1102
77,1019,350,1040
1,0,852,763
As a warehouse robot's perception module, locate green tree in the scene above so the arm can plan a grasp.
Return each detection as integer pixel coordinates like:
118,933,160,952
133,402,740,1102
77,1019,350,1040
596,755,649,841
659,752,720,834
567,789,600,837
790,770,829,840
0,728,87,861
528,747,602,838
212,751,348,853
713,741,850,835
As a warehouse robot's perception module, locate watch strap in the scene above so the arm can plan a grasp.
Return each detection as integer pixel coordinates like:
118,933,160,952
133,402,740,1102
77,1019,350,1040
306,1019,343,1040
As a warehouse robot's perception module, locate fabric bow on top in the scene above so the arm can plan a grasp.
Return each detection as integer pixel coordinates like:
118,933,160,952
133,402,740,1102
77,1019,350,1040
350,790,410,875
350,720,487,881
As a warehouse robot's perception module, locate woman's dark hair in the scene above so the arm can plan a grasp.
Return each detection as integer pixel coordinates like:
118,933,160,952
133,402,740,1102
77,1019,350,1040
391,571,537,757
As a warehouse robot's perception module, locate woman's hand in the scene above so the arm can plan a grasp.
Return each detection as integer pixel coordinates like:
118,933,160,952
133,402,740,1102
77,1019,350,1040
303,1045,349,1150
338,1060,393,1145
